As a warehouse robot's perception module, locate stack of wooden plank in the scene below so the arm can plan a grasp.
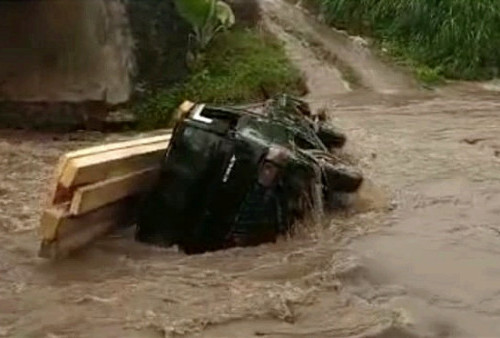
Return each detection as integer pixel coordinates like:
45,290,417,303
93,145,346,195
39,132,172,259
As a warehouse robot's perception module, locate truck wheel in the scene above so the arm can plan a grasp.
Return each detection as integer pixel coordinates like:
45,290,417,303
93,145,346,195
316,124,346,149
321,163,363,193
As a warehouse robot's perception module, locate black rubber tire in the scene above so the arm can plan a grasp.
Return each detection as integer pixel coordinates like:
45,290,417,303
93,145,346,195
321,163,363,193
316,124,346,149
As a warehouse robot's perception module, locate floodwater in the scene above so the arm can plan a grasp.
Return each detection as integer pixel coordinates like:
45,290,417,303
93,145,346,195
1,0,500,337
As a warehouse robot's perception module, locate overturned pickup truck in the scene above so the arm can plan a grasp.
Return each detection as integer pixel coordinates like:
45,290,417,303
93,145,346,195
136,95,363,254
39,95,362,259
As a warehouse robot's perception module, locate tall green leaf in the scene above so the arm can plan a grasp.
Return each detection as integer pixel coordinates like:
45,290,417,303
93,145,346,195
174,0,211,29
216,1,235,27
174,0,236,52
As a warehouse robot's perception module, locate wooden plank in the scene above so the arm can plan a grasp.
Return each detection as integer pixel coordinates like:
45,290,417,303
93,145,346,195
39,198,138,259
47,134,171,204
39,204,69,241
47,157,74,206
172,100,196,123
59,139,169,188
61,134,171,160
69,167,160,216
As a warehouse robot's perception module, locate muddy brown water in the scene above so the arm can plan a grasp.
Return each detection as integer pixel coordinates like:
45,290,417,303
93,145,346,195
1,1,500,337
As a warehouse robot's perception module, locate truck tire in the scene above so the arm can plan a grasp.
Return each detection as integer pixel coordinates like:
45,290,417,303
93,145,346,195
321,163,363,193
316,124,346,149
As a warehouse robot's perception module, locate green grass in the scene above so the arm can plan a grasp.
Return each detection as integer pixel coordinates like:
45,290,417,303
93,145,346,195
312,0,500,81
415,65,443,85
134,28,306,129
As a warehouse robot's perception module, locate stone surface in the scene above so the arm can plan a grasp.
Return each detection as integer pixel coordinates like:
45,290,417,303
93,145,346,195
0,0,134,104
0,0,189,129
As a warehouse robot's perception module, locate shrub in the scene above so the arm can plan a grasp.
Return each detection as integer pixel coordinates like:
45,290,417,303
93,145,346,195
318,0,500,80
134,29,306,129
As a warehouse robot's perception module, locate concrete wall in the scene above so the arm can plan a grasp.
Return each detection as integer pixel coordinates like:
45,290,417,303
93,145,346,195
0,0,191,129
0,0,134,104
0,0,257,129
127,0,190,90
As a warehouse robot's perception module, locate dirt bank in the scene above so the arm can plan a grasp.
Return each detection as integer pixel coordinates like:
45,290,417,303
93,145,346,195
1,1,499,337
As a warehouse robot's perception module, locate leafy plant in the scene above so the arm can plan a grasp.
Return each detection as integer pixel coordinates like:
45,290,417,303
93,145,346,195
316,0,500,80
133,29,305,129
174,0,236,53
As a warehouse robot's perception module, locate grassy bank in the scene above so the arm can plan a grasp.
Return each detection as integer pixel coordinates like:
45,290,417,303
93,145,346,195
312,0,500,82
134,28,306,129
